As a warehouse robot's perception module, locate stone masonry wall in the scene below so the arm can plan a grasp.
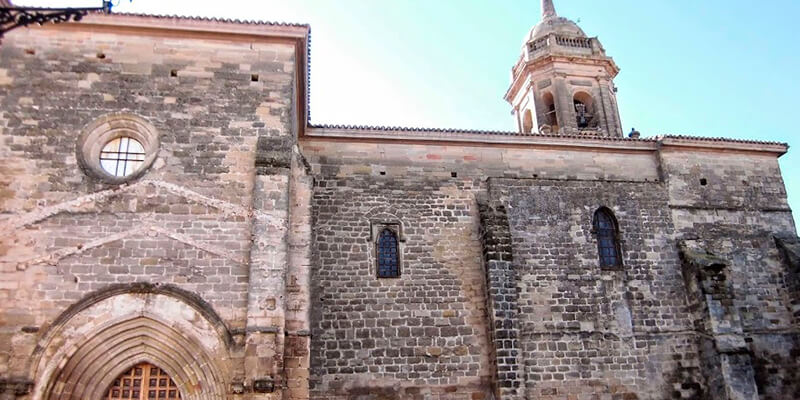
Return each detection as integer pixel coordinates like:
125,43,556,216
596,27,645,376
663,150,798,400
488,177,705,400
0,24,298,398
309,173,493,400
302,136,799,400
0,20,796,399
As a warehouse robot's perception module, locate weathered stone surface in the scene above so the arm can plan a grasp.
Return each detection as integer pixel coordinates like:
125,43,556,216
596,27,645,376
775,235,800,270
0,4,798,400
477,198,522,399
0,15,303,400
308,174,493,399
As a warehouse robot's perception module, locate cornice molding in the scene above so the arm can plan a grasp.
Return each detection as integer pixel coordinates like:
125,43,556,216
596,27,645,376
306,126,788,157
506,54,620,102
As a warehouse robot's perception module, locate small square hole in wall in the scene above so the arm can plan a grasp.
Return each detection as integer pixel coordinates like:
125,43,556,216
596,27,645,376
451,172,458,178
700,178,708,186
96,52,106,59
251,74,259,82
24,49,35,55
170,69,178,77
379,171,386,176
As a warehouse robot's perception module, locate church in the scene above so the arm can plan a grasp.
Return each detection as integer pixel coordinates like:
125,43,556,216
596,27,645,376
1,0,798,399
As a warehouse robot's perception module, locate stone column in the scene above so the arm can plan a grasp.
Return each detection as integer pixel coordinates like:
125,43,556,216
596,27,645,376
678,241,759,400
284,151,313,400
531,89,545,130
553,76,573,134
245,136,294,398
525,92,540,133
596,79,622,137
477,194,523,400
590,84,609,135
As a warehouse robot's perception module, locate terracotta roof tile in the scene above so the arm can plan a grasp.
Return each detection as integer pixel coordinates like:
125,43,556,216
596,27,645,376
309,123,652,142
309,125,789,150
99,11,309,28
657,134,787,147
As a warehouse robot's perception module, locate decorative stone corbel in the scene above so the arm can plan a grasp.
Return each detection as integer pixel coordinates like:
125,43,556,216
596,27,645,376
678,241,730,297
678,242,728,269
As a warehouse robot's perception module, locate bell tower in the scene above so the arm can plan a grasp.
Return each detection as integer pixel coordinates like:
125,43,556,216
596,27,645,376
506,0,623,137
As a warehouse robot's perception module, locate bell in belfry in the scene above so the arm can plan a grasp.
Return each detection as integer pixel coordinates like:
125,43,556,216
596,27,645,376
575,102,588,128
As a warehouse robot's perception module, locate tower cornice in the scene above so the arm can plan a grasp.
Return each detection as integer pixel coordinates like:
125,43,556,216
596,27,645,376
505,55,620,103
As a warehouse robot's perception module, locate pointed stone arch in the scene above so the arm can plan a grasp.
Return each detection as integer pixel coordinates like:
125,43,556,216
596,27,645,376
29,284,233,400
363,206,409,280
363,204,415,224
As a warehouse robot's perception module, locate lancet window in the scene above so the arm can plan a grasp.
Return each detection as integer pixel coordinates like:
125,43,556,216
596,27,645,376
377,228,400,278
594,207,622,267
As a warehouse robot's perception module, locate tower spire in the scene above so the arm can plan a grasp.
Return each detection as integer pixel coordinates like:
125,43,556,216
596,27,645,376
541,0,557,19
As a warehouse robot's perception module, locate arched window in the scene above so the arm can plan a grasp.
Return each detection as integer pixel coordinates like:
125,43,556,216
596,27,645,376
377,228,400,278
573,92,596,129
542,92,558,128
593,208,622,267
522,109,534,134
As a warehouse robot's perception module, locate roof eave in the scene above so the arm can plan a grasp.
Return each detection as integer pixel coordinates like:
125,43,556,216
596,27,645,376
76,12,310,39
307,124,656,152
657,135,789,156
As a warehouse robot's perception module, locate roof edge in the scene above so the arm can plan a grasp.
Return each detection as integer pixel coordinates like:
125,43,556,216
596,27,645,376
657,134,788,156
307,124,789,155
74,11,310,39
307,124,656,151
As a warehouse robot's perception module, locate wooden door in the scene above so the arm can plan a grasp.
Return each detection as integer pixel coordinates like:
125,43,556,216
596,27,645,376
105,362,182,399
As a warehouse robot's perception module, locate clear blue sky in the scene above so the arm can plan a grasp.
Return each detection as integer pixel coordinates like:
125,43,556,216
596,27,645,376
17,0,800,229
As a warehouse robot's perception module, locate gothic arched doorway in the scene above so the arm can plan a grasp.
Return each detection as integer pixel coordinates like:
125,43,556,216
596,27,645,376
105,362,182,399
32,288,233,400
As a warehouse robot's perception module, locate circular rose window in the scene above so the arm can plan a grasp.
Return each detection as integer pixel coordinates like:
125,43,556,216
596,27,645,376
77,114,159,183
100,137,147,177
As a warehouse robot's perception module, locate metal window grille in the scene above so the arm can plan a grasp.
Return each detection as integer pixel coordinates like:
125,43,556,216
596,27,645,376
105,362,181,399
100,137,146,177
595,209,622,267
377,228,400,278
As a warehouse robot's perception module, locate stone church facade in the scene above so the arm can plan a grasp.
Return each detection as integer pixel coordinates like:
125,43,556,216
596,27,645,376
1,1,798,399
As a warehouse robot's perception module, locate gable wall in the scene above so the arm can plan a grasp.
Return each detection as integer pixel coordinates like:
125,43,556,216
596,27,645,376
0,25,297,395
